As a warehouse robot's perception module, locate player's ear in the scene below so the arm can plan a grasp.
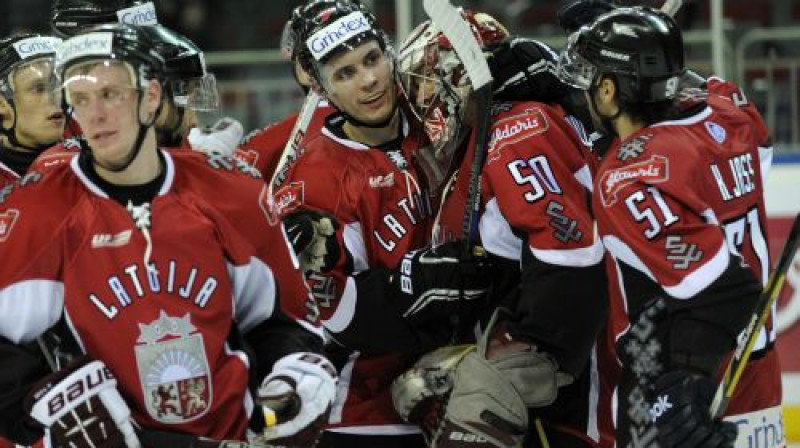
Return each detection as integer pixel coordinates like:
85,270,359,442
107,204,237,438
144,79,163,114
0,96,14,128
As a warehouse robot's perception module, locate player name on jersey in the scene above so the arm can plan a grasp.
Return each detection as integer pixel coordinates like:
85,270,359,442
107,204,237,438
710,153,757,202
89,260,218,319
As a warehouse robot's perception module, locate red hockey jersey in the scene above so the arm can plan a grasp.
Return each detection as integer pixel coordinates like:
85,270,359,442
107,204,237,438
0,150,321,440
280,113,433,435
594,79,780,425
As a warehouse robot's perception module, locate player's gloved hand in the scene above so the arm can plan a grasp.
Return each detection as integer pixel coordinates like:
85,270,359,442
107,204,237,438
650,370,738,448
282,209,342,273
257,352,338,448
390,241,492,325
187,117,244,157
25,356,141,448
489,37,571,103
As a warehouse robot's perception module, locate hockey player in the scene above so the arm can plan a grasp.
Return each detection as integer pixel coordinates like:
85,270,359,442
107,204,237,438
391,10,608,448
0,24,335,447
35,0,240,170
277,1,494,447
558,7,780,448
0,33,64,185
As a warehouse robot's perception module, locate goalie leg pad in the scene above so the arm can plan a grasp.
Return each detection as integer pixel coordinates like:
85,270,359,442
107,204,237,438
433,350,528,448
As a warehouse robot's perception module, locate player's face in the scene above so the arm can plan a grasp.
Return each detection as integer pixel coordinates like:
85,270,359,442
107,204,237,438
65,61,158,169
7,60,65,148
321,40,397,126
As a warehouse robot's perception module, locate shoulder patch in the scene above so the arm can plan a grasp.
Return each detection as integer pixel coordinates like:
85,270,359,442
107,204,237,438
0,209,20,242
616,134,653,161
600,155,669,207
487,107,549,163
705,121,727,144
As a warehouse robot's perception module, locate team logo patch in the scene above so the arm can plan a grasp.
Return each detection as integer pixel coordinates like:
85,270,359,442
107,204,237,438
0,209,20,242
233,149,259,168
424,107,448,144
262,182,304,225
600,155,669,207
705,121,727,144
136,311,211,423
617,134,652,161
487,107,548,164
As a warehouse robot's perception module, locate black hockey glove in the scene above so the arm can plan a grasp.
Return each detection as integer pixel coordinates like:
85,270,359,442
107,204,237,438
25,356,140,448
489,38,571,104
649,370,738,448
390,241,493,325
282,209,342,273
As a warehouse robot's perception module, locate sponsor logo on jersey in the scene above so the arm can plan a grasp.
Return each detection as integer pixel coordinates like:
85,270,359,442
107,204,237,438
0,209,20,242
91,229,132,248
307,11,372,61
233,149,259,168
136,311,212,423
12,36,61,59
117,2,158,26
263,182,304,225
487,107,549,164
368,172,395,188
56,32,114,67
600,155,669,207
705,121,727,144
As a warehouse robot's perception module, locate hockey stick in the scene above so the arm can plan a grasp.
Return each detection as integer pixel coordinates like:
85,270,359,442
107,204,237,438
710,212,800,418
422,0,493,256
268,90,322,201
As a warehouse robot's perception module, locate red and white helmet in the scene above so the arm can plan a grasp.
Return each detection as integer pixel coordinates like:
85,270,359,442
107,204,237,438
397,10,509,162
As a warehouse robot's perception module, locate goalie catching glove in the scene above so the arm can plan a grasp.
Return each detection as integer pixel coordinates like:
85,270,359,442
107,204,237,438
25,356,140,448
256,352,338,447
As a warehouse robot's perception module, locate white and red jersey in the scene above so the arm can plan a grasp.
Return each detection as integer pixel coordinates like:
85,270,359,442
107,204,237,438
435,101,607,445
234,102,333,179
280,112,433,435
0,150,321,441
594,79,780,425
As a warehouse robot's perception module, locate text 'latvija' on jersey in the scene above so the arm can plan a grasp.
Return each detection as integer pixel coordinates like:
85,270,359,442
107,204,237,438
277,111,434,435
0,150,322,441
595,78,781,425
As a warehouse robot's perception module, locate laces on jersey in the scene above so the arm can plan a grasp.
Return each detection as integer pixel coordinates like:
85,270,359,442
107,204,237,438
127,201,157,274
386,149,422,209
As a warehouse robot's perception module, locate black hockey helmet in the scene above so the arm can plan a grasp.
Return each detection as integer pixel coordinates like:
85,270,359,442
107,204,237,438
557,6,685,103
139,25,218,111
292,0,390,85
51,0,157,38
557,0,617,33
0,34,62,99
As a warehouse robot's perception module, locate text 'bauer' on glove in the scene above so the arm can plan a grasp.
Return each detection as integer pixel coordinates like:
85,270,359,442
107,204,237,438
25,356,141,448
256,352,338,448
389,241,493,326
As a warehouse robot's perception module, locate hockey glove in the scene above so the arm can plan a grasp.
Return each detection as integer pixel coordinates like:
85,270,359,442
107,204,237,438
25,356,140,448
390,241,492,325
650,370,737,448
282,209,342,273
187,117,244,157
489,38,571,104
257,352,338,448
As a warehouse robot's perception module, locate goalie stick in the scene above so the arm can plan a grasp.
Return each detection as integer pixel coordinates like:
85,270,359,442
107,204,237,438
711,211,800,418
422,0,493,256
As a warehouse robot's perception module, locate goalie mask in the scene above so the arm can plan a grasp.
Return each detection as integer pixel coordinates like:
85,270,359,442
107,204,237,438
397,10,509,181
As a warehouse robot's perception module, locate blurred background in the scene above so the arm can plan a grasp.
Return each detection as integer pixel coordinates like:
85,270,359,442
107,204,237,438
1,0,799,444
